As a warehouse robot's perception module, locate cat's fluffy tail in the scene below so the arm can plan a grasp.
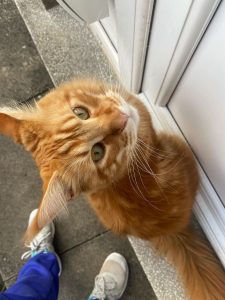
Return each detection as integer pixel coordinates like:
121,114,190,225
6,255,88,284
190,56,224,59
151,228,225,300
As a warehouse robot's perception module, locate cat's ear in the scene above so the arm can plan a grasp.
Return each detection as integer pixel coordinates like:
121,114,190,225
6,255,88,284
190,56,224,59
0,113,22,141
24,171,72,243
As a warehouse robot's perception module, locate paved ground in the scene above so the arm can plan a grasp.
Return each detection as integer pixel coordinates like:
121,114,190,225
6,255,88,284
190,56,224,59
0,1,156,299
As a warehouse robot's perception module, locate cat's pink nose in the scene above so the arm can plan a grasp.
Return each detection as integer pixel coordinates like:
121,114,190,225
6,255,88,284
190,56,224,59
117,112,129,132
109,111,129,134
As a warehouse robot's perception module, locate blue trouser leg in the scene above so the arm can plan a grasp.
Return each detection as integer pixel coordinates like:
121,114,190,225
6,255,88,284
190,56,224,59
0,252,59,300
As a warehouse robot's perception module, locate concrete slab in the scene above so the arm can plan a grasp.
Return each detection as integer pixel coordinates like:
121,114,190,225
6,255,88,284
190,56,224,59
54,196,106,254
15,0,117,86
129,237,186,300
0,0,53,104
59,231,157,300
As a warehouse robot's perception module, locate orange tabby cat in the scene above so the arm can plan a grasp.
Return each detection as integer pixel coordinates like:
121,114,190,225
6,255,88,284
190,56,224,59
0,80,224,299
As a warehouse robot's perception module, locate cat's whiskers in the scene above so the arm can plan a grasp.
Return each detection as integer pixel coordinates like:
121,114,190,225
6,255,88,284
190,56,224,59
134,145,170,204
135,144,181,195
135,144,162,177
133,147,167,200
132,149,161,208
128,150,146,201
127,146,163,211
126,156,137,199
137,137,170,154
137,138,174,159
126,135,141,196
139,143,186,178
133,146,155,175
135,144,160,177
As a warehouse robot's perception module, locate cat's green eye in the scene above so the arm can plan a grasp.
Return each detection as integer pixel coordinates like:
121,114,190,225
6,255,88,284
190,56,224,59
73,107,89,120
91,143,105,162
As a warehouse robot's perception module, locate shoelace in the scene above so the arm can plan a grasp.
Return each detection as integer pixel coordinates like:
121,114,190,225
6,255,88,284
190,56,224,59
91,275,116,300
21,231,51,260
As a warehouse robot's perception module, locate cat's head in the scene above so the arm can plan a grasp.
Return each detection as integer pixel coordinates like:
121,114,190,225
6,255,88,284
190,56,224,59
0,80,152,241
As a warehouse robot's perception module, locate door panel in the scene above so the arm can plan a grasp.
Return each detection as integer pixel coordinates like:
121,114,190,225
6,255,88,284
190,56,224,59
169,0,225,204
142,0,221,106
142,0,192,102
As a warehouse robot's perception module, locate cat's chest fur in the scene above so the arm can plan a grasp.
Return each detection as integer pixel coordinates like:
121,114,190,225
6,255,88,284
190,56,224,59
87,188,185,239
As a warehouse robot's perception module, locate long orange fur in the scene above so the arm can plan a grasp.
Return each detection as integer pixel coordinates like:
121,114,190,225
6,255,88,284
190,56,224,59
0,79,224,299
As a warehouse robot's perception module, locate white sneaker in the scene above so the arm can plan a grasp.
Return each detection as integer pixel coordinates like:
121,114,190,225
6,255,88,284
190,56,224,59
88,252,129,300
21,209,62,275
